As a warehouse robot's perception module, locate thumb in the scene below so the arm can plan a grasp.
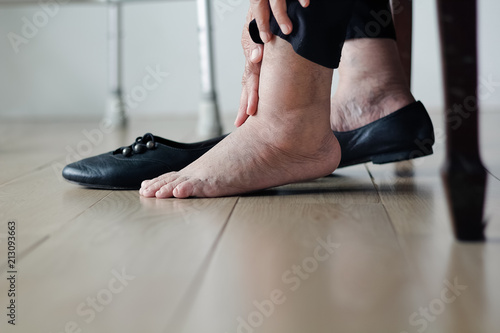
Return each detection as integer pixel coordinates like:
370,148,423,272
250,45,264,64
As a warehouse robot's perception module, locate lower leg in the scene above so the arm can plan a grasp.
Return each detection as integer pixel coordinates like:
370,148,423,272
140,37,340,198
331,38,415,132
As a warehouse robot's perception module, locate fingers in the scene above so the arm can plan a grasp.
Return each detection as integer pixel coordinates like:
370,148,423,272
246,70,260,116
244,60,261,114
247,92,258,116
298,0,310,8
269,0,292,35
242,15,263,64
235,108,250,127
251,0,309,42
250,0,272,43
250,45,264,64
235,59,261,127
237,17,263,127
235,88,250,127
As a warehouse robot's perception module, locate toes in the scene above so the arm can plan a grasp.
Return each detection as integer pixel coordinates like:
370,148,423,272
172,180,196,199
140,172,179,197
141,180,151,189
155,176,188,199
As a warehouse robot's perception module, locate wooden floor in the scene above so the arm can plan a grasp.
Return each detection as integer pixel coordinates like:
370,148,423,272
1,112,499,333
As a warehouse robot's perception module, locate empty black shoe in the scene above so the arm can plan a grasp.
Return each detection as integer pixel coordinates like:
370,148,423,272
62,133,226,190
63,101,434,190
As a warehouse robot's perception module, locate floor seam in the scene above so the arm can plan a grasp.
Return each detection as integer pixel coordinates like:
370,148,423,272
161,196,241,333
0,155,66,188
0,190,114,272
365,164,410,253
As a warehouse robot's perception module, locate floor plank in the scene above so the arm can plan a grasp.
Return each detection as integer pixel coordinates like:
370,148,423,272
0,192,237,333
0,163,112,264
366,113,500,332
170,200,419,333
368,162,500,333
0,112,498,332
0,117,201,263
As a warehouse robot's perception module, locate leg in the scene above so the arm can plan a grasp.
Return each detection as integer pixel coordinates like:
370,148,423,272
141,37,340,198
392,0,413,86
331,38,415,131
331,0,415,131
141,0,356,198
437,0,487,241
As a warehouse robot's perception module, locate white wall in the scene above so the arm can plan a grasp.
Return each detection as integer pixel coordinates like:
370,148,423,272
0,0,499,119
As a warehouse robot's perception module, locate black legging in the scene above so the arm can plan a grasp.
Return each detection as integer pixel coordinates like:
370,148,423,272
249,0,397,69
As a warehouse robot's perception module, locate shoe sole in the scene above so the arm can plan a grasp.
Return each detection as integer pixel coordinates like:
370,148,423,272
339,147,434,168
64,179,139,191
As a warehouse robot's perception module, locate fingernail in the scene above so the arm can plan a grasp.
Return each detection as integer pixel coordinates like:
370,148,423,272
260,31,269,43
251,48,259,61
280,24,291,35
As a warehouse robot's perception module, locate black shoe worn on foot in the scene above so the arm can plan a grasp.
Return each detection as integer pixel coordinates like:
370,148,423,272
335,101,435,168
63,101,434,190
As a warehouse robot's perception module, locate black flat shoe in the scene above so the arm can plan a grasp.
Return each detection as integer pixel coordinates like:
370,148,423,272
335,100,434,168
63,101,434,190
62,133,226,190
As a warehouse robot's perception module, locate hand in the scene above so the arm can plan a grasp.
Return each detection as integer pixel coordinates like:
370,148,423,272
235,1,311,127
235,9,264,127
250,0,310,43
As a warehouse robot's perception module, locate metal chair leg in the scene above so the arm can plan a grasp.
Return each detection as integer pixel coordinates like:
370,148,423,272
104,1,127,128
196,0,222,139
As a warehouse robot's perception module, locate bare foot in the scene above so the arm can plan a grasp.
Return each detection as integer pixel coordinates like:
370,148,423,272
140,38,341,198
331,39,415,132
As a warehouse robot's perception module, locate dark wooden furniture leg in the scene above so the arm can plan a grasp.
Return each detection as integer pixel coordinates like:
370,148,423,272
392,0,413,86
392,0,415,177
437,0,487,241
